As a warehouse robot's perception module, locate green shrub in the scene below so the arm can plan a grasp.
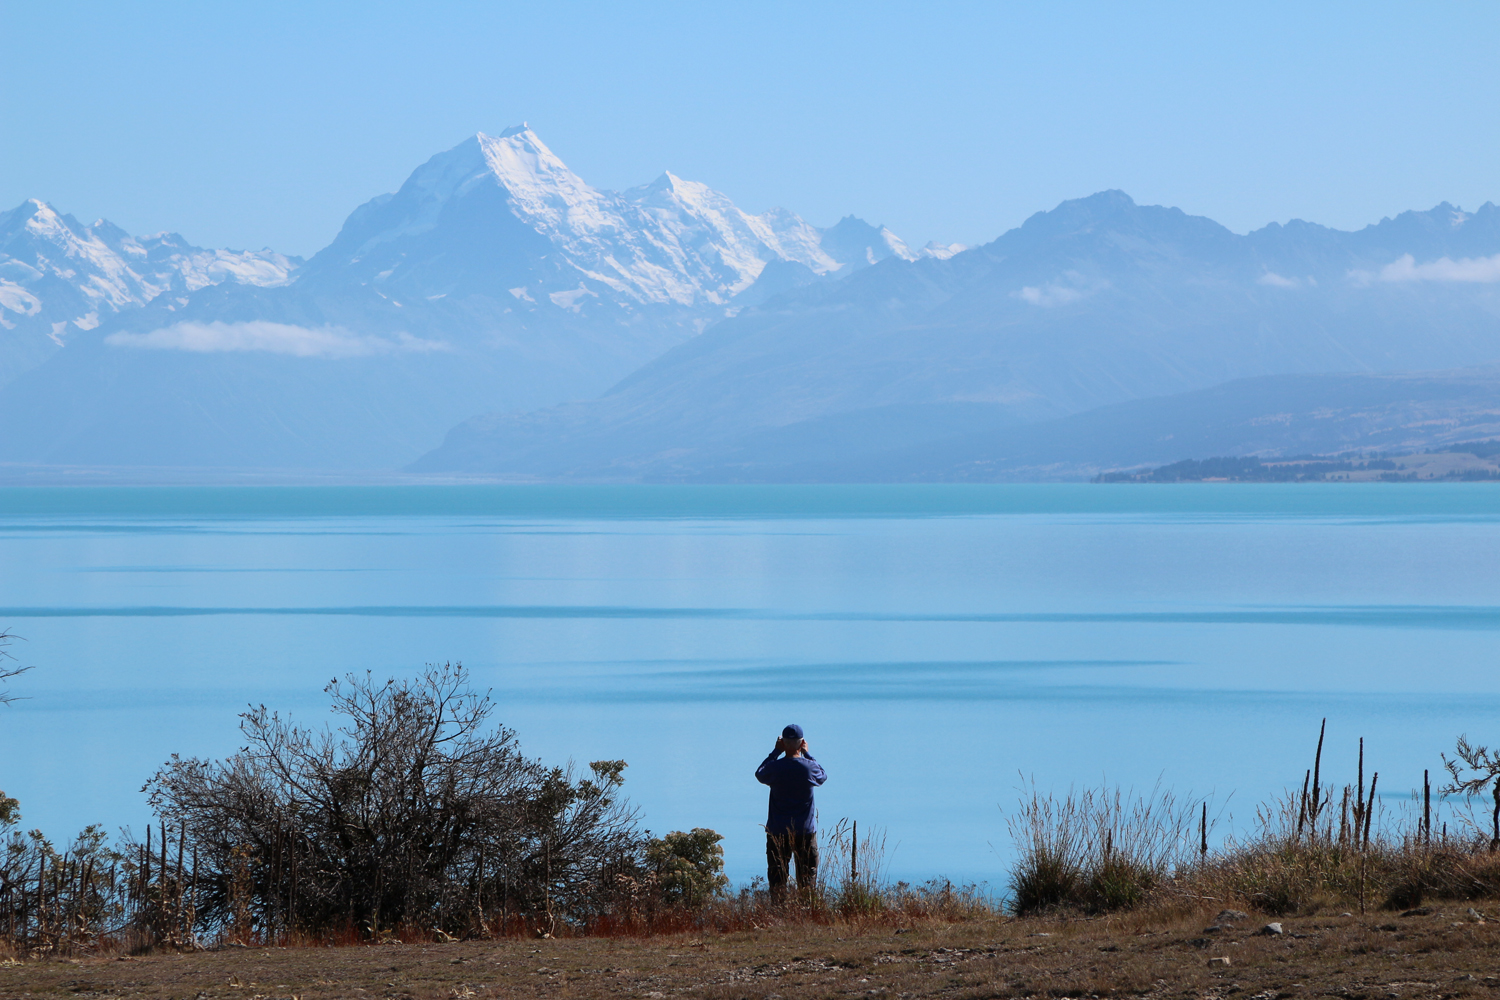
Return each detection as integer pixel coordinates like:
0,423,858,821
646,828,729,907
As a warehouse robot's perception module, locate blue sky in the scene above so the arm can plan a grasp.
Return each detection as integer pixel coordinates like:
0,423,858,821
2,1,1496,257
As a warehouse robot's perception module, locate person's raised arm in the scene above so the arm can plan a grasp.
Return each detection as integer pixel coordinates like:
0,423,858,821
806,753,827,786
755,739,784,784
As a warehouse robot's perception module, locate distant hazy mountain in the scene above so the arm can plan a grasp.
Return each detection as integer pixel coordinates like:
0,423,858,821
413,191,1500,480
676,367,1500,483
0,199,297,385
0,126,918,470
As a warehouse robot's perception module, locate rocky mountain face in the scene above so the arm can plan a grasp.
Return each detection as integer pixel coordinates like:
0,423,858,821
0,127,923,471
0,199,297,384
412,191,1500,479
296,126,847,312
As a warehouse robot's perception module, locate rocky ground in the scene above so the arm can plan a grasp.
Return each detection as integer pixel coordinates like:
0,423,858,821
3,905,1497,999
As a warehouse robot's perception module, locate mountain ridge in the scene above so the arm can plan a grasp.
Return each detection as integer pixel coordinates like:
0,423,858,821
410,190,1500,480
0,199,299,384
0,126,944,470
6,128,1500,477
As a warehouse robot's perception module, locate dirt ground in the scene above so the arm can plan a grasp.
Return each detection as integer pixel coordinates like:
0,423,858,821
3,906,1498,1000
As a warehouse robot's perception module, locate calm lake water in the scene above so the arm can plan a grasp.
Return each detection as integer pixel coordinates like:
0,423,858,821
2,484,1498,886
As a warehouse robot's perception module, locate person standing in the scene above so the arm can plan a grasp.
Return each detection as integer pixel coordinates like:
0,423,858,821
755,723,827,899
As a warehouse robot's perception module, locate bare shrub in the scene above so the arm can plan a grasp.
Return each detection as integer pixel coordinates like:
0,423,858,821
1443,735,1500,849
0,629,32,706
0,796,135,956
145,663,644,941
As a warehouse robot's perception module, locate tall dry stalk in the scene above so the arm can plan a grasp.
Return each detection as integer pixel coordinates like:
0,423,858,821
817,818,889,914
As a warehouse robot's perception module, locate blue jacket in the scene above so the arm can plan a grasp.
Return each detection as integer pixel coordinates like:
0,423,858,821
755,751,827,835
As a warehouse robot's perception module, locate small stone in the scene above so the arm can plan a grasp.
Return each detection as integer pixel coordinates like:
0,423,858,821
1466,907,1487,922
1339,912,1353,917
1208,956,1232,967
1213,909,1249,923
1261,922,1284,936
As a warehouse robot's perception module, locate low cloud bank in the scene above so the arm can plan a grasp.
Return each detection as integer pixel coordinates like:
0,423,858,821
1350,253,1500,285
105,321,448,358
1013,271,1107,307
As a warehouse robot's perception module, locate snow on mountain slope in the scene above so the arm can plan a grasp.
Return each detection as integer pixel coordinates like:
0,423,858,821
409,191,1500,480
622,171,838,300
920,241,968,260
309,125,897,312
476,124,852,304
0,198,299,381
0,125,960,471
816,215,918,270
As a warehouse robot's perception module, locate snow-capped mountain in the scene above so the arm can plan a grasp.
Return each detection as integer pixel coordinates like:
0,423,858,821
0,125,951,471
410,191,1500,481
0,199,298,382
298,124,912,313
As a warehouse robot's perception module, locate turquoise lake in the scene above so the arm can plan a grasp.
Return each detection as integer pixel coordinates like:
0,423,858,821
2,484,1498,886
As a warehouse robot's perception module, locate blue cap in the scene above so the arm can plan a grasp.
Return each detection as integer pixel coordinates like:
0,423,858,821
782,724,804,740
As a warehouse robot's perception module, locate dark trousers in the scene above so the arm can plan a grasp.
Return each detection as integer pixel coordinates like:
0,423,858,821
766,831,818,897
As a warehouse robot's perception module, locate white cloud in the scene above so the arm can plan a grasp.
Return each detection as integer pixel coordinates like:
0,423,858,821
1351,252,1500,286
1375,252,1500,284
1013,271,1105,307
105,321,447,358
1016,284,1082,306
1257,271,1301,288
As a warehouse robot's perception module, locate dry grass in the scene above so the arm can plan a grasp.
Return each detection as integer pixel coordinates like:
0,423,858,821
1005,728,1500,921
1183,832,1500,917
1167,788,1500,917
4,904,1500,999
1007,781,1204,915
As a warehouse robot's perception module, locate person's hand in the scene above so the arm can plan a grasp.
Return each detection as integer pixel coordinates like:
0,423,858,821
772,737,786,756
797,738,809,756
